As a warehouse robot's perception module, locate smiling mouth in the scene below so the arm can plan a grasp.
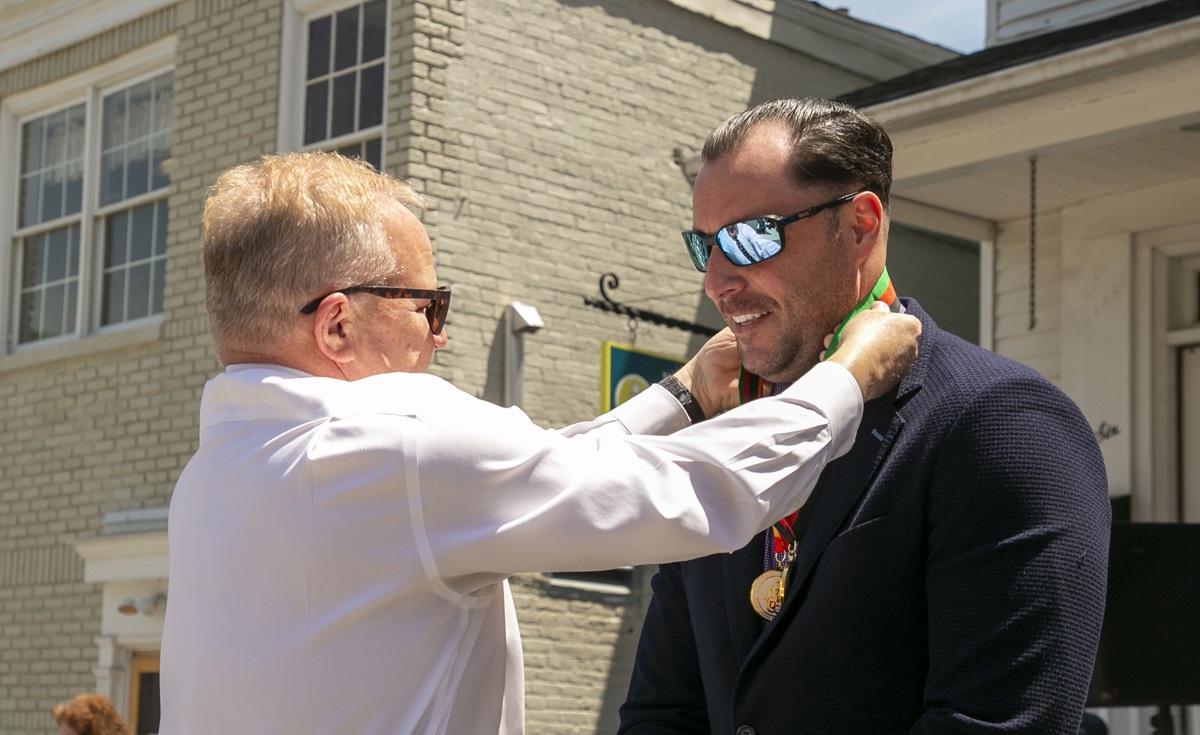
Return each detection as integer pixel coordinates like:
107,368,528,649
730,311,768,325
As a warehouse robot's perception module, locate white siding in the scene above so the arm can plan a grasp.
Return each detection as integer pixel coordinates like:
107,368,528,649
988,0,1163,45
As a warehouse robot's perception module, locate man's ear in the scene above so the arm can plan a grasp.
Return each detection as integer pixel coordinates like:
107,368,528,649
848,191,885,267
312,293,356,365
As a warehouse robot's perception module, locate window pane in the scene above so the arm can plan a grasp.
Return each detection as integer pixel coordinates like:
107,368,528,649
66,105,87,159
307,15,331,79
304,80,329,145
20,172,40,228
127,263,151,321
42,283,67,339
334,5,360,71
126,138,151,200
102,90,124,150
65,159,83,215
154,200,169,256
23,234,47,285
17,226,79,342
107,210,130,267
154,74,174,130
101,148,126,207
19,290,42,343
101,72,173,206
127,79,153,141
46,227,69,282
150,131,171,191
359,62,383,129
41,167,64,222
151,259,166,315
103,270,125,325
101,202,167,326
331,72,356,138
20,104,85,227
22,116,45,171
362,0,386,60
130,202,155,262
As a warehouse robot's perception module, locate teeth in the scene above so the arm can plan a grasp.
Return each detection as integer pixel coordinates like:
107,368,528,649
731,311,767,325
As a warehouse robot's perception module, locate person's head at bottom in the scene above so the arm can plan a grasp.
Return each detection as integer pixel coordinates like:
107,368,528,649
203,151,449,378
51,693,127,735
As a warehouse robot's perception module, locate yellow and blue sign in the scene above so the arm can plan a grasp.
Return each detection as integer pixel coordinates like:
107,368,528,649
601,342,687,412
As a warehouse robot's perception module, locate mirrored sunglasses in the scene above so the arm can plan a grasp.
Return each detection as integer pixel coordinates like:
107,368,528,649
681,189,866,273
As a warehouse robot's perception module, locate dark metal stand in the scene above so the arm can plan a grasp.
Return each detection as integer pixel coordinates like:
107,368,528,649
1150,705,1174,735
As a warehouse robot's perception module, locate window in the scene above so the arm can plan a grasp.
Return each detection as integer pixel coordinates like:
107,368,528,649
289,0,387,169
5,65,172,349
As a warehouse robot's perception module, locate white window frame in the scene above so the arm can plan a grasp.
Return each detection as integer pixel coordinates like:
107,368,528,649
277,0,389,166
0,37,175,355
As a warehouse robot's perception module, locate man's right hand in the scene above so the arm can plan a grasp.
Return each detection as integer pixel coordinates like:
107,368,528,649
825,302,921,402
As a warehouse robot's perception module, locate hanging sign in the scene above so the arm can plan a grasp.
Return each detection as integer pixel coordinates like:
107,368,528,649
601,342,687,412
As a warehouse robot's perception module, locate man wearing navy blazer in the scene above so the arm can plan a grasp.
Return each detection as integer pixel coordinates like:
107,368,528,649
619,98,1111,734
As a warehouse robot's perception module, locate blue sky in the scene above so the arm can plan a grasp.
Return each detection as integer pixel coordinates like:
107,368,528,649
822,0,987,54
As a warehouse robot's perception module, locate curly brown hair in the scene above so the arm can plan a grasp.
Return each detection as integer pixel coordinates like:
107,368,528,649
51,693,128,735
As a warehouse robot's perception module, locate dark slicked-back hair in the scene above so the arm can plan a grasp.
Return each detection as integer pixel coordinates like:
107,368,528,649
701,97,893,208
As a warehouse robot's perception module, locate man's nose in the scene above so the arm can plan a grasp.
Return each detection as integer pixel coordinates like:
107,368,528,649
433,327,449,350
703,251,745,302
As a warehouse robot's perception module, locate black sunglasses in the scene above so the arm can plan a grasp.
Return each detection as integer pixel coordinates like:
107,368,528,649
299,285,451,335
681,189,867,273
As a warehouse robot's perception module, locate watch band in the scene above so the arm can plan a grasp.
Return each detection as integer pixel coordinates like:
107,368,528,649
658,375,706,424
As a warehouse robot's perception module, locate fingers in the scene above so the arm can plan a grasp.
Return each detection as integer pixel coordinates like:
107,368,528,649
826,308,922,401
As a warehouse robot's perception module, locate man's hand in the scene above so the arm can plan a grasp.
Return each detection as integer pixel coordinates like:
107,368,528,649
673,328,741,419
825,302,921,401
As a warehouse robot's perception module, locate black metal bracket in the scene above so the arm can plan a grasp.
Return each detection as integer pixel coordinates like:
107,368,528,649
583,273,717,336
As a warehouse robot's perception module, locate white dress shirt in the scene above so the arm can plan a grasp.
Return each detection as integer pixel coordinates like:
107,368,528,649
160,361,861,734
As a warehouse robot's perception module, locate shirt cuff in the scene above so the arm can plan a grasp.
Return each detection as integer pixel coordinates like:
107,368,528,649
779,361,864,458
605,383,692,436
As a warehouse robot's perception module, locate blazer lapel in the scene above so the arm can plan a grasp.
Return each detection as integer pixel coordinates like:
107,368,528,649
740,390,904,669
786,392,902,598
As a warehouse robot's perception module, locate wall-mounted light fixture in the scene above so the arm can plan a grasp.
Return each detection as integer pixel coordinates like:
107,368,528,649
503,302,544,408
117,592,166,617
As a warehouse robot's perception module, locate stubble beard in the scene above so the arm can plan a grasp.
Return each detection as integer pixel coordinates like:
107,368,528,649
738,318,823,386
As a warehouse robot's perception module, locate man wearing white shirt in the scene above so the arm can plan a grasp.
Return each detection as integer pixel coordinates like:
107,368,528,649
159,151,919,734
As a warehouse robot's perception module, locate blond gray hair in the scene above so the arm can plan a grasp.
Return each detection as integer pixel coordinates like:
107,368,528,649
202,151,426,351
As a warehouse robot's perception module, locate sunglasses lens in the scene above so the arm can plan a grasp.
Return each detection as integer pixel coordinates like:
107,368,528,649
682,233,710,273
682,219,784,272
716,219,782,266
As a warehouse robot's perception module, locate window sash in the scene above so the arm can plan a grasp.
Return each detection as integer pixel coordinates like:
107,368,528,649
299,0,387,170
8,70,173,347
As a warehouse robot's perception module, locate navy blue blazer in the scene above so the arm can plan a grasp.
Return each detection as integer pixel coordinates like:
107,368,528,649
619,300,1111,735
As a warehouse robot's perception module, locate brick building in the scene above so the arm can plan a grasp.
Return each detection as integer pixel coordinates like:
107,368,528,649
0,1,948,732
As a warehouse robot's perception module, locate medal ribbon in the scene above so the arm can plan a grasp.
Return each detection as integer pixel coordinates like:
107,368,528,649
739,272,898,620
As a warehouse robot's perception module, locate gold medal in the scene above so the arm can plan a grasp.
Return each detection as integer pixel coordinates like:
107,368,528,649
750,569,784,621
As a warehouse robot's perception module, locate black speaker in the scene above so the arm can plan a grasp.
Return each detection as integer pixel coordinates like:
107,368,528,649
1088,522,1200,707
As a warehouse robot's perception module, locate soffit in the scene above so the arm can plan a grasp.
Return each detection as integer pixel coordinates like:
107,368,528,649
868,25,1200,223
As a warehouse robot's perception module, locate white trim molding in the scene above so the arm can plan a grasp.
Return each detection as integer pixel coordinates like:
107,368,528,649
0,0,176,71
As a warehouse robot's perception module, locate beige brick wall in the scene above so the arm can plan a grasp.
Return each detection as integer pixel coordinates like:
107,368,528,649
0,0,886,731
